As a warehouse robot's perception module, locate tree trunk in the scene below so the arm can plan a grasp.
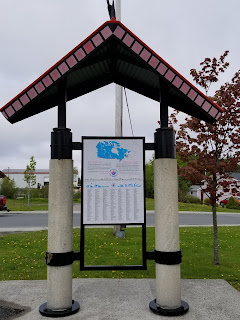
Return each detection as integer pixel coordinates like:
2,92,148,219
212,201,220,266
27,186,30,208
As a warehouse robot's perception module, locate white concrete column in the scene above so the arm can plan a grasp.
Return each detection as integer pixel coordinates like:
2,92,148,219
47,159,73,311
154,158,181,309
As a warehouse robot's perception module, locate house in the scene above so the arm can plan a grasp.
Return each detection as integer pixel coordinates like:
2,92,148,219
217,172,240,202
189,172,240,204
189,185,204,202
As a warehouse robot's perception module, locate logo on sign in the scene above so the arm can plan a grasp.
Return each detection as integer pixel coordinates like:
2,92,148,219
109,169,118,177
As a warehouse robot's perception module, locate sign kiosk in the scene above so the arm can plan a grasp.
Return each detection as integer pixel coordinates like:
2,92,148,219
0,17,223,318
81,137,147,271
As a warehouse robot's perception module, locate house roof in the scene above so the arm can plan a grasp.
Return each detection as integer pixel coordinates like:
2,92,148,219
0,18,223,124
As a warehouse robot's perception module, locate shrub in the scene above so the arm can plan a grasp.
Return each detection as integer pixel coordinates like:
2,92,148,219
185,195,202,204
73,190,81,201
226,196,240,209
178,189,187,203
204,198,211,206
203,198,219,207
0,177,17,199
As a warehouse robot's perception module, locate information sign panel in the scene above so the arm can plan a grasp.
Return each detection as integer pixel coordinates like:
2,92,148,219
82,137,145,225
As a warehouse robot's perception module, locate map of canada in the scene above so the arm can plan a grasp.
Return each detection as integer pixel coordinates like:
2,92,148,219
96,141,130,162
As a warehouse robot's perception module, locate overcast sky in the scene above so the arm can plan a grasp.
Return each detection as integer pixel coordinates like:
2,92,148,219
0,0,239,172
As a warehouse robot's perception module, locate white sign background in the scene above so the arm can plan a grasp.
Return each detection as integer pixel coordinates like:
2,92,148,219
82,138,145,224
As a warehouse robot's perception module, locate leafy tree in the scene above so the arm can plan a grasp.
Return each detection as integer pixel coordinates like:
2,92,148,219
177,155,191,202
73,166,78,175
0,177,16,199
24,156,36,207
145,155,191,200
145,157,154,198
173,51,240,265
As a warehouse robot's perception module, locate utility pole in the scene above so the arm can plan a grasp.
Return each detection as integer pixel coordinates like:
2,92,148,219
114,0,125,237
115,0,122,137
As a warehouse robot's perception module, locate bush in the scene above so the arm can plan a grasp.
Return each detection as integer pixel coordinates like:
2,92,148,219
19,186,49,199
178,189,187,203
203,198,219,207
185,195,202,204
226,196,240,209
0,177,17,199
204,198,211,206
73,190,81,201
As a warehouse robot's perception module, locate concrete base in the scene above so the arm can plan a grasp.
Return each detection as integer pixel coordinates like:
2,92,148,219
0,279,239,319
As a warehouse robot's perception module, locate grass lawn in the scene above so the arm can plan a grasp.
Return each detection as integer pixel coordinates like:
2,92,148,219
0,226,239,291
146,198,240,213
6,198,80,211
7,197,240,213
7,198,48,211
178,202,240,213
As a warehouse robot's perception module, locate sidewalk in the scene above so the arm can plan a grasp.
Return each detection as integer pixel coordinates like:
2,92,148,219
0,279,240,319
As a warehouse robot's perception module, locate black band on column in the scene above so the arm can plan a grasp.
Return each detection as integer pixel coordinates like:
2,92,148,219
51,128,72,159
155,250,182,265
46,251,74,266
154,128,176,159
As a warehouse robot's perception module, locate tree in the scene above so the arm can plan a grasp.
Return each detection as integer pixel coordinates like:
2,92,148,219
145,157,154,198
145,155,191,201
0,177,16,199
73,166,78,175
24,156,36,207
174,51,240,265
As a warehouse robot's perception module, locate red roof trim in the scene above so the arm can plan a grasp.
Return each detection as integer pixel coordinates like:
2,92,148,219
0,20,113,113
115,21,223,113
1,19,223,115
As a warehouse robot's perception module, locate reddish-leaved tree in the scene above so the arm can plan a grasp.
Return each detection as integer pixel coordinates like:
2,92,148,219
173,51,240,265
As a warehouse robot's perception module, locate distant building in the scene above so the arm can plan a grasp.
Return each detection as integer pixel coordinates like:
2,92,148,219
1,169,49,189
189,172,240,204
189,185,204,201
1,168,79,190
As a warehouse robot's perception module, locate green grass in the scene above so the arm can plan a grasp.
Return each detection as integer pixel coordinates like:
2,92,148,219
7,198,48,211
5,197,240,212
178,202,240,213
146,198,240,213
0,227,239,291
6,198,80,211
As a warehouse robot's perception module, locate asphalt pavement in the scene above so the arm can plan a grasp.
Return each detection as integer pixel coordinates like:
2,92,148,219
1,210,240,234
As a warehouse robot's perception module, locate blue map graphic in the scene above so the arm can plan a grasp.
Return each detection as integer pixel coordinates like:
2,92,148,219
96,141,130,162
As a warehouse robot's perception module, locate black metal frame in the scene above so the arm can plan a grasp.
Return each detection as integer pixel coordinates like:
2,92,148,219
80,136,149,271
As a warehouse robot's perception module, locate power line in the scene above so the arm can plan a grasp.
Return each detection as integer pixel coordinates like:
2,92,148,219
124,87,134,137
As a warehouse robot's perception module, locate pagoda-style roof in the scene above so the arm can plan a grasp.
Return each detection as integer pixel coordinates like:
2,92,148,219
0,19,223,124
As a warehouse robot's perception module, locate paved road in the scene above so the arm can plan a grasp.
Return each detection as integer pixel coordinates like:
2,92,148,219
1,211,240,231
